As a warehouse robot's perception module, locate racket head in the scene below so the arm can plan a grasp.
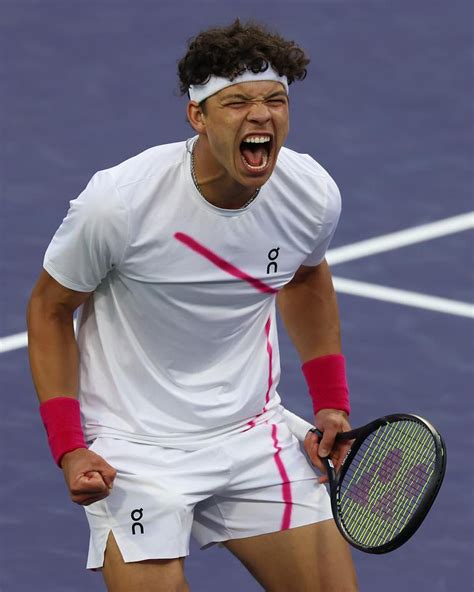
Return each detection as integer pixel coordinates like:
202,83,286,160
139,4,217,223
321,414,446,554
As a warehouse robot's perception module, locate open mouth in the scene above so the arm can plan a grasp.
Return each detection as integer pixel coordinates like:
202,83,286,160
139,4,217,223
239,135,272,173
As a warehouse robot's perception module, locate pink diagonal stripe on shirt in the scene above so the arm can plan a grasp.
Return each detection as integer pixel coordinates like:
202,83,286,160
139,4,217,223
174,232,277,294
271,423,293,530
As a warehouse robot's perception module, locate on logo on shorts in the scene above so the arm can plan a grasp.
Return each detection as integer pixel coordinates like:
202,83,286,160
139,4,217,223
131,508,145,535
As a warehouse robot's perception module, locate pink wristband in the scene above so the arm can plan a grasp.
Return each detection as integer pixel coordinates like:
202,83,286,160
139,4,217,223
302,354,351,416
39,397,87,467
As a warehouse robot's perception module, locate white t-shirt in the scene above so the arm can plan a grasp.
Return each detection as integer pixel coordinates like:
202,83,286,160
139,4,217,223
44,138,341,449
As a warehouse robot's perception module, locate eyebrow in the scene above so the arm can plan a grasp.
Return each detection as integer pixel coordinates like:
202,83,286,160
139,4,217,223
221,90,288,102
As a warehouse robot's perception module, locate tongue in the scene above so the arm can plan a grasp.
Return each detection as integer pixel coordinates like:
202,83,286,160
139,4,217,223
241,146,266,167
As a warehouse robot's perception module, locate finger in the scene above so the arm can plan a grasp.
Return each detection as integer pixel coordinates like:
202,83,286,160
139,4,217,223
307,439,328,475
88,457,117,489
82,470,104,481
305,439,330,484
82,470,109,488
303,432,319,459
313,442,332,484
72,472,109,495
84,471,112,489
333,442,353,472
318,430,337,458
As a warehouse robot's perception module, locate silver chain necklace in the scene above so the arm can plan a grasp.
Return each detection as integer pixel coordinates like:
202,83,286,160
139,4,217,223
190,140,260,208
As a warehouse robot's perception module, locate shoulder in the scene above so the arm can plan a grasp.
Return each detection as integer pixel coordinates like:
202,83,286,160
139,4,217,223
276,146,339,193
273,146,341,223
102,140,188,190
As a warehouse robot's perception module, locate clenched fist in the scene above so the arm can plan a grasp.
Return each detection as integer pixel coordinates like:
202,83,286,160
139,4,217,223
61,448,117,506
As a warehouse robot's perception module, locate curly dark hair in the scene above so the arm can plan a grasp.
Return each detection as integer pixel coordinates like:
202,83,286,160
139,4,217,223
178,19,309,96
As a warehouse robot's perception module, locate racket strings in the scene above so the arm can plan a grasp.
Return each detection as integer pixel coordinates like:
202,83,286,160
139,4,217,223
341,425,435,543
341,453,430,543
340,423,436,545
337,420,438,547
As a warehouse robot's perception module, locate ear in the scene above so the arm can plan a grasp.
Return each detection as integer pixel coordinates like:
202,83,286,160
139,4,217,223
187,101,207,134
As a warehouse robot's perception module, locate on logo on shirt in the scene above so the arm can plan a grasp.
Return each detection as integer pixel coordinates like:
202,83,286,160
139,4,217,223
267,248,280,274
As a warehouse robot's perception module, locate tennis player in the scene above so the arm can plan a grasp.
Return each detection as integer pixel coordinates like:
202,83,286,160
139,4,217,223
27,19,358,591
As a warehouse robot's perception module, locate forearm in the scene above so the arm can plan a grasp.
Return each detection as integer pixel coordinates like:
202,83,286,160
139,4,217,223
27,296,80,403
28,302,115,495
278,260,350,428
277,260,341,362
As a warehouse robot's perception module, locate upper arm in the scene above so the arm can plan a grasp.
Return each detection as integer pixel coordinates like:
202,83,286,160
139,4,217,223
285,260,331,287
277,259,336,307
29,269,92,316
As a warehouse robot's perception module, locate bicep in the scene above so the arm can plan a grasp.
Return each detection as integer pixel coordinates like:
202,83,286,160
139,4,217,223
29,269,92,316
277,260,338,319
277,260,341,360
280,259,333,293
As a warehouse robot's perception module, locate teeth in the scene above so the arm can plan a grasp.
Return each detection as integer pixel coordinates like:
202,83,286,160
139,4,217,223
242,136,271,144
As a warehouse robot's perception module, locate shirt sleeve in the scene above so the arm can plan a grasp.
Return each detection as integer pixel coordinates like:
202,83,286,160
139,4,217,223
302,174,341,267
43,169,129,292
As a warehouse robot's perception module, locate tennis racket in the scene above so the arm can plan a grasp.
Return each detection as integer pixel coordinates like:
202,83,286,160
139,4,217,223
283,410,447,554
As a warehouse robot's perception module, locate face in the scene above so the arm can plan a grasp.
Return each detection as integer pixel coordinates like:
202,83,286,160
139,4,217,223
192,80,290,189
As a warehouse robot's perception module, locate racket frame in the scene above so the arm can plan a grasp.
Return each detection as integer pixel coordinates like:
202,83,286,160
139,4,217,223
312,413,447,554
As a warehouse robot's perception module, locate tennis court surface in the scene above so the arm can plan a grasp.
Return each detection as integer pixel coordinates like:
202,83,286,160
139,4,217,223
1,2,472,590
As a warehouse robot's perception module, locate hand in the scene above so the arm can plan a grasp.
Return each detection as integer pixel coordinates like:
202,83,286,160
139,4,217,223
303,409,352,484
61,448,117,506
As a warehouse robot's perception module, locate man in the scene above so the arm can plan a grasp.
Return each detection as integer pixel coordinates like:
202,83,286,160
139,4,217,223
27,19,358,591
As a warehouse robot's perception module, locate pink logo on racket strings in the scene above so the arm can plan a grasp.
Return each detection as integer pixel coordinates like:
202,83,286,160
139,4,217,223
404,463,429,498
379,448,403,482
371,462,429,522
344,447,430,522
346,448,404,508
345,463,378,508
371,490,397,522
174,232,277,294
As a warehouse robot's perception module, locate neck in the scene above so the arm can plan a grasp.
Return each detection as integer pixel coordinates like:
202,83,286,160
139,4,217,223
192,137,259,209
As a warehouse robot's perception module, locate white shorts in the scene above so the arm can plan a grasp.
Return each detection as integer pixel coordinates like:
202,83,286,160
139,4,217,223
84,418,332,569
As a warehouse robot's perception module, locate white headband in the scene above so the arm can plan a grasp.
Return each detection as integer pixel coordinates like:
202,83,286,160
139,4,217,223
188,67,289,103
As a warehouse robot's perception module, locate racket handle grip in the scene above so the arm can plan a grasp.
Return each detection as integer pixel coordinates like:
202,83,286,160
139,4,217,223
281,409,314,442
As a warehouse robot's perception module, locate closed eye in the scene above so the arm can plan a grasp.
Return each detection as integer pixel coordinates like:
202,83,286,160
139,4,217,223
266,98,287,106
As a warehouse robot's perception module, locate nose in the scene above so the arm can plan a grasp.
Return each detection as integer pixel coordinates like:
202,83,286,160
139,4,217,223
246,101,271,124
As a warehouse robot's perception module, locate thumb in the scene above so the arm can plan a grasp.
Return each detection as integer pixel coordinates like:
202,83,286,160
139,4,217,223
79,470,109,491
94,459,117,489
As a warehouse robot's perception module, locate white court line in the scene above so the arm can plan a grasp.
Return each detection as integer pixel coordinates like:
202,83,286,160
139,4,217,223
1,213,473,354
327,212,474,266
0,331,28,354
333,277,474,318
2,277,472,354
0,319,77,354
